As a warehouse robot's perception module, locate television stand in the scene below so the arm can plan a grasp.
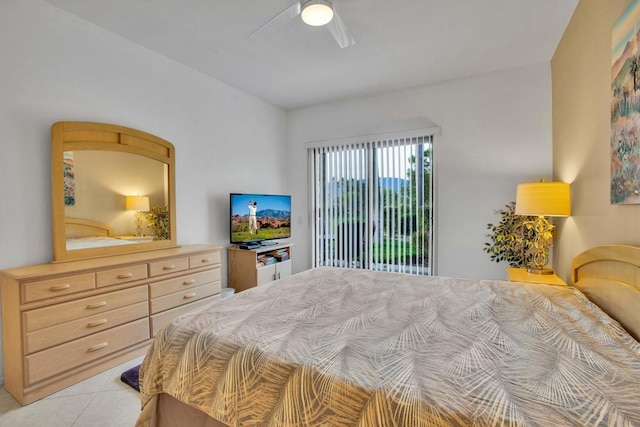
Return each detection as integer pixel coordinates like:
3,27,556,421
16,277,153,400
227,243,292,292
260,241,277,246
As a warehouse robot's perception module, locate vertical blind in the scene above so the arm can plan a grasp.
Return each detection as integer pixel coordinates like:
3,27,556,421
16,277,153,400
309,135,433,275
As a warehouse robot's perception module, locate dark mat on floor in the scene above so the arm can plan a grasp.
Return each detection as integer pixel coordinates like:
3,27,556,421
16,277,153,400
120,364,140,392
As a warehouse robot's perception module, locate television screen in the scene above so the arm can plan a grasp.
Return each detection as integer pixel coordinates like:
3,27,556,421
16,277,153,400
230,193,291,244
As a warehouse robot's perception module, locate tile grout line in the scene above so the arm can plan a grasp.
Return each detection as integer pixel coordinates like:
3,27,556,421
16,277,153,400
68,361,135,426
71,359,144,425
0,358,144,426
70,391,100,427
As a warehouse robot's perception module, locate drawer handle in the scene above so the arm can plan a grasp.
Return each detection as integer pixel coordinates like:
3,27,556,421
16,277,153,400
163,265,176,271
88,342,108,352
117,273,134,279
183,279,196,285
49,284,71,292
183,292,196,299
87,319,108,328
201,258,211,263
86,301,107,309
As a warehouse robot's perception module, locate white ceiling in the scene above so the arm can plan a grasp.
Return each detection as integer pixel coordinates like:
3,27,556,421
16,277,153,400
44,0,578,110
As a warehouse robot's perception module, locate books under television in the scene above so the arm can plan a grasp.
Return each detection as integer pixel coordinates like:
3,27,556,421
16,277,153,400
257,255,277,267
230,193,291,245
270,249,289,261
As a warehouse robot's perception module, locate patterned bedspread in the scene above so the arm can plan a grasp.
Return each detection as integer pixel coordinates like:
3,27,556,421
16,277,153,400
138,267,640,426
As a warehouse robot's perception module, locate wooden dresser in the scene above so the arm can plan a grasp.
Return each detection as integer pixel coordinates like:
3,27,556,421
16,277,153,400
0,244,221,405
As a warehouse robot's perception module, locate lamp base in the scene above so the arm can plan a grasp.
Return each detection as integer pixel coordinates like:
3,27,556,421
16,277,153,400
134,211,144,237
526,267,554,275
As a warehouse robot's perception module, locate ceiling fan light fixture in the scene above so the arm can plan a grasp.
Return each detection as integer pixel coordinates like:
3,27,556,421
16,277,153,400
301,0,334,26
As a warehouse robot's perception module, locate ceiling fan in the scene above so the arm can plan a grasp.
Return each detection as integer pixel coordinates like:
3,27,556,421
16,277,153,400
251,0,355,48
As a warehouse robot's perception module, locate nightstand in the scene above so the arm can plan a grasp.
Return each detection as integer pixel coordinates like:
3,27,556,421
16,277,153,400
506,267,568,286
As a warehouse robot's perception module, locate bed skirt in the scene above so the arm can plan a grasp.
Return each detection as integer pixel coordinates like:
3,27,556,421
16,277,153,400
136,393,228,427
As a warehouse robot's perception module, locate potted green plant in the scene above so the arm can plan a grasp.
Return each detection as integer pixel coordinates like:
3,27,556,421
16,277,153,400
483,202,553,268
146,205,170,240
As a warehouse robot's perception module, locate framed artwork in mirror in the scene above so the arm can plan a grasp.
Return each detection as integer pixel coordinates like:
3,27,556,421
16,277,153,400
63,151,75,206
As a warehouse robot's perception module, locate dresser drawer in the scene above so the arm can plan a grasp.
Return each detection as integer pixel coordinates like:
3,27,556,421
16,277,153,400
149,257,189,277
96,264,147,288
150,282,221,314
22,273,95,304
149,269,221,299
25,318,149,386
23,286,148,332
189,251,220,269
25,301,148,354
150,295,219,336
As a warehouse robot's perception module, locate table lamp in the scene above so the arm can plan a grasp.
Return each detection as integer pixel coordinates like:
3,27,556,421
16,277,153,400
126,195,150,237
515,181,570,274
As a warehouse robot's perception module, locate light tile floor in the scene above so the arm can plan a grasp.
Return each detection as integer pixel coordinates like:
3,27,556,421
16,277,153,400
0,355,144,427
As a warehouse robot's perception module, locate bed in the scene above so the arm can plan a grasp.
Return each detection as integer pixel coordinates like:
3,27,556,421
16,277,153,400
136,245,640,426
65,217,136,250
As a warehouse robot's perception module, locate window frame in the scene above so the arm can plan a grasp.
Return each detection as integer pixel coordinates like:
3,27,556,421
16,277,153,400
307,129,438,275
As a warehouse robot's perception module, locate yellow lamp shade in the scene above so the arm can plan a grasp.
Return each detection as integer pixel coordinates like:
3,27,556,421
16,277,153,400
515,181,571,217
125,195,150,211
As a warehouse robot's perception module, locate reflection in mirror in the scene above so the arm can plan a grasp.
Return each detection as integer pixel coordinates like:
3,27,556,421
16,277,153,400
63,150,169,250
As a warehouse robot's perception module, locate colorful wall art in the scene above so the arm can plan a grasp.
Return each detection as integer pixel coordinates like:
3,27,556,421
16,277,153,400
612,0,640,204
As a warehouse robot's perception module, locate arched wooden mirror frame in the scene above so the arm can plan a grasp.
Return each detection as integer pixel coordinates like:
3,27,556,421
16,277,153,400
51,122,177,261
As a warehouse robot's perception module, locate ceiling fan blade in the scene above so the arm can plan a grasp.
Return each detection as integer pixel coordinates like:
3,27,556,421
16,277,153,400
326,10,355,48
250,1,301,40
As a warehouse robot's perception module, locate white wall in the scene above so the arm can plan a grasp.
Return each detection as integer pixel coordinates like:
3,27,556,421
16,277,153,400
552,0,634,283
287,63,553,279
0,0,287,383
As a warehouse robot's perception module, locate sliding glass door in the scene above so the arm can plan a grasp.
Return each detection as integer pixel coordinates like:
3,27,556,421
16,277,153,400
309,135,433,275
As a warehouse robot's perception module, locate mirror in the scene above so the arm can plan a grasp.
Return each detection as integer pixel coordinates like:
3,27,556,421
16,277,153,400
52,122,177,261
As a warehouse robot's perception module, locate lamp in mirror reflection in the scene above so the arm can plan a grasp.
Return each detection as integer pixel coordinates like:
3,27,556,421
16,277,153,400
126,195,150,237
515,181,571,274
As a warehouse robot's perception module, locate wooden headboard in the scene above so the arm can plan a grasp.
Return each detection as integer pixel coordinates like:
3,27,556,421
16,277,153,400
65,217,112,239
572,245,640,341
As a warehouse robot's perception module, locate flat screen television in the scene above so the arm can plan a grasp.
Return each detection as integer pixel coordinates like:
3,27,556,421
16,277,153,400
230,193,291,245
